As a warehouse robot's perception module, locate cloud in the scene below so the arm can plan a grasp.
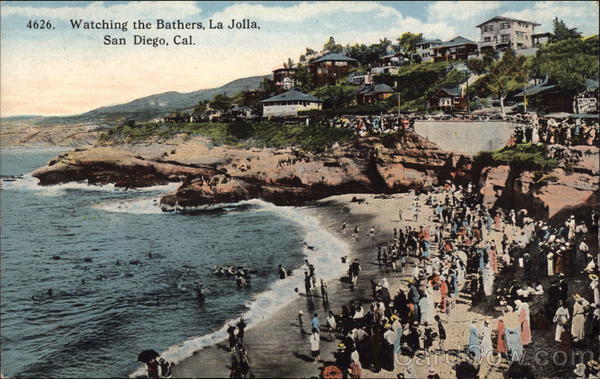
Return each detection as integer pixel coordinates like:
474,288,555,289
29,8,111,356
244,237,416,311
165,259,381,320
0,1,201,21
210,1,401,23
502,1,599,34
427,1,502,22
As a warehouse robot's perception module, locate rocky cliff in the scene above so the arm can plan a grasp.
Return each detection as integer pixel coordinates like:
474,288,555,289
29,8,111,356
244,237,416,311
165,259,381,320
31,133,472,209
478,145,599,222
31,134,597,217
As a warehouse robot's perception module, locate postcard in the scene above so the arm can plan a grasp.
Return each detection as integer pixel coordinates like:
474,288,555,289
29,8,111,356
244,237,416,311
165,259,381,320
1,1,598,378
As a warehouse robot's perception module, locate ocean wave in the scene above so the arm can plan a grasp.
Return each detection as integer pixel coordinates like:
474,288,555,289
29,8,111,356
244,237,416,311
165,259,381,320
92,198,164,215
129,199,350,377
1,174,180,196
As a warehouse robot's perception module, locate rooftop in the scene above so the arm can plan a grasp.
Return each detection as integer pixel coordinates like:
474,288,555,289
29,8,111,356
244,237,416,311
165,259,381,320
416,38,443,46
261,89,322,103
311,52,358,64
432,87,462,97
356,83,395,95
476,16,541,28
436,36,477,48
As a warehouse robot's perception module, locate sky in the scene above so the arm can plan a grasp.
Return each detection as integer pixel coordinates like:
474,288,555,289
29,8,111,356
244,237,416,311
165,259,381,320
1,1,598,117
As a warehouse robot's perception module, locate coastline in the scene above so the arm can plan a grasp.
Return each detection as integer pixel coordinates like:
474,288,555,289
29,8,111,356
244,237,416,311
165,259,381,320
165,192,519,378
160,193,461,378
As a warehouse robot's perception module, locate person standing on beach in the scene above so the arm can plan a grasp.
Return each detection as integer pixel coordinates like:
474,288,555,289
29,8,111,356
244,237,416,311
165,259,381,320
435,315,446,352
310,328,321,362
227,324,237,349
311,312,320,333
298,310,305,334
320,279,328,302
352,225,360,239
327,311,337,341
237,317,247,344
369,226,375,240
350,259,361,288
278,265,287,279
342,220,347,234
304,271,313,298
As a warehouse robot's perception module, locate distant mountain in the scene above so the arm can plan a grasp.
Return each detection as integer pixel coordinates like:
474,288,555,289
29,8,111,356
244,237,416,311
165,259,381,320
0,115,42,121
36,75,268,125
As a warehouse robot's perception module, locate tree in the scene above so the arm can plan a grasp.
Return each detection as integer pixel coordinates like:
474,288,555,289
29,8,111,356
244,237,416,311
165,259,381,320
531,35,599,92
397,32,423,55
467,58,487,75
209,94,233,112
550,17,581,43
484,49,528,116
193,100,209,116
260,77,278,95
295,64,313,91
283,58,294,69
323,37,343,53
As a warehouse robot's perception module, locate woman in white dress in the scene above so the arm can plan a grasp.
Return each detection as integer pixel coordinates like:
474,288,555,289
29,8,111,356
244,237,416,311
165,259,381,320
590,274,600,306
547,253,554,277
480,320,493,359
553,300,570,342
482,263,495,296
571,295,589,342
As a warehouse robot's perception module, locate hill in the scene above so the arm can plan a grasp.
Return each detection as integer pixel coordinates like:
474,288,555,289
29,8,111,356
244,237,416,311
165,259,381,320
34,75,267,126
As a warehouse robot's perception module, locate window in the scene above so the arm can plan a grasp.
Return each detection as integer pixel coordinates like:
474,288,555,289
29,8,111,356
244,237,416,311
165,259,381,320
484,36,492,42
501,34,510,42
483,25,493,32
500,22,511,29
335,61,347,66
516,31,525,39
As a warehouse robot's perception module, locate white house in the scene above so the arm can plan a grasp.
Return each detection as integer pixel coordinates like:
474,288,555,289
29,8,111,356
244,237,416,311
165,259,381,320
476,16,540,53
261,89,322,117
413,38,442,62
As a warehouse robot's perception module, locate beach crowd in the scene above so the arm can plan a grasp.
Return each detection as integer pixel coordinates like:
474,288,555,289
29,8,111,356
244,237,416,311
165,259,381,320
294,183,599,379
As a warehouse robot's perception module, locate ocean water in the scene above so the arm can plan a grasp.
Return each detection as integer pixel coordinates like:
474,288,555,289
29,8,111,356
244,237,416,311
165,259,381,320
0,148,349,378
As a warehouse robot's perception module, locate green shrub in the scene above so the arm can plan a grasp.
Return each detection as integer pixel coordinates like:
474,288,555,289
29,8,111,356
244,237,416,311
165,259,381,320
474,143,558,171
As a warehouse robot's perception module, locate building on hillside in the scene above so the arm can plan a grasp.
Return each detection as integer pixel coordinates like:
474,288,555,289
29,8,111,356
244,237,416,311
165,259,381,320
272,67,297,90
513,78,599,113
476,16,540,53
309,52,358,86
231,105,255,119
261,89,322,117
370,66,401,75
378,51,409,66
433,36,478,62
356,83,395,104
428,87,467,112
412,39,443,62
351,72,374,85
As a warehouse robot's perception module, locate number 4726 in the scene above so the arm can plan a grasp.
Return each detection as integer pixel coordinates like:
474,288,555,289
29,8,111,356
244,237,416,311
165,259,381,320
27,20,53,29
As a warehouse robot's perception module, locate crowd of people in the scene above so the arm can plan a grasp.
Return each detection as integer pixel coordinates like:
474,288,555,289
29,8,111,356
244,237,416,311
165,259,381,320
510,113,599,147
298,182,598,378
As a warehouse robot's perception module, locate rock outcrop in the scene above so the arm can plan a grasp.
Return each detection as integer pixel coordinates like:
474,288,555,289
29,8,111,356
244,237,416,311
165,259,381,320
477,145,599,221
32,133,473,209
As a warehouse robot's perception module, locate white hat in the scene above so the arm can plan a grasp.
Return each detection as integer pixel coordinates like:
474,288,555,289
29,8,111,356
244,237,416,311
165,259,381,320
574,363,586,377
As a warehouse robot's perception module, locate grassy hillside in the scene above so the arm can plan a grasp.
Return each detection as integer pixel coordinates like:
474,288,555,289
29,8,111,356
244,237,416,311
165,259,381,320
99,120,354,152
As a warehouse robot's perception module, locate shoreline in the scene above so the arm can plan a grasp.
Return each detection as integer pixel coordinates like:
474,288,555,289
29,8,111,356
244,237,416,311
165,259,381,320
130,198,355,378
167,191,538,378
165,192,465,378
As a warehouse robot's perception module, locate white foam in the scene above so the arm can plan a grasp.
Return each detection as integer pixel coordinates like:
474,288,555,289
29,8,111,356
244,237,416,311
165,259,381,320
1,174,180,196
129,199,350,377
92,197,164,214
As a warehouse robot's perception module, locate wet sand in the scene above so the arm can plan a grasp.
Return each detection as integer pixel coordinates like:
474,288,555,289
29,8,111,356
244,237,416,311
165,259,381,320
170,192,506,378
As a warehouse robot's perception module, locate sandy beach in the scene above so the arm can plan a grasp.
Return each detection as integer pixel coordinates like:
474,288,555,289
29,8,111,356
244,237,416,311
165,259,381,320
168,192,509,378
